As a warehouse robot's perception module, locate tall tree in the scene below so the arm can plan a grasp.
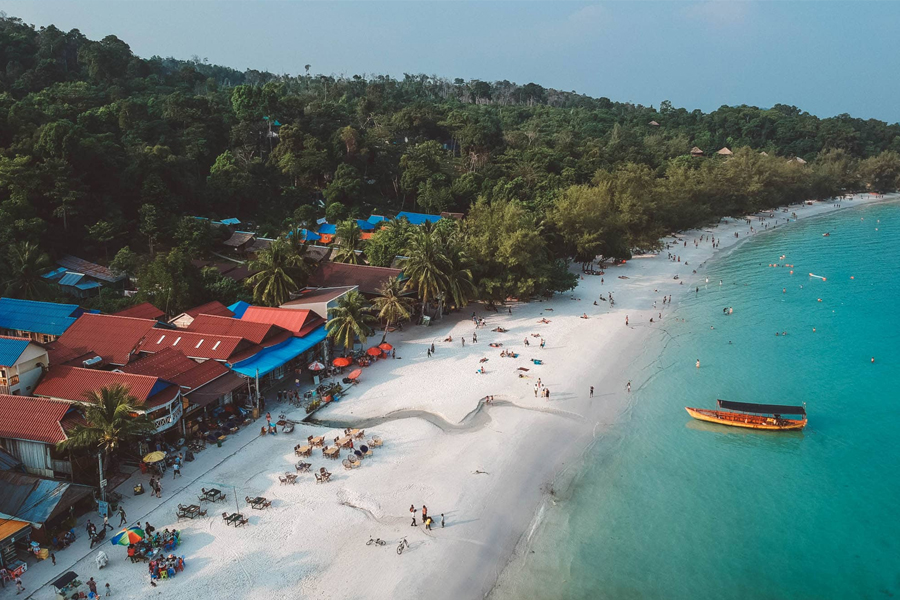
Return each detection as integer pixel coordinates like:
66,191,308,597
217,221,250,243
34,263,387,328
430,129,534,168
246,238,308,306
3,241,51,300
326,289,376,350
400,227,450,318
332,219,363,264
371,276,413,342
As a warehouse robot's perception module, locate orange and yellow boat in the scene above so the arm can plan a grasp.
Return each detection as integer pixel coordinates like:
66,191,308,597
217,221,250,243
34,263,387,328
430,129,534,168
685,399,807,431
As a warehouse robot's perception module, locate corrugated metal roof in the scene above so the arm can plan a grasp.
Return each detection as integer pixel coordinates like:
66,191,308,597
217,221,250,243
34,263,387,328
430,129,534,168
186,371,245,408
0,471,94,525
183,301,234,319
113,302,165,321
135,329,256,362
56,255,124,283
187,314,288,346
122,347,229,391
34,365,176,407
219,218,241,226
41,267,67,281
58,272,84,287
308,262,402,296
230,326,327,377
74,281,102,291
223,231,255,247
282,286,356,306
367,215,388,224
0,298,82,337
0,395,72,444
317,223,336,235
396,211,442,225
227,301,251,319
0,337,30,366
54,313,157,366
241,306,325,337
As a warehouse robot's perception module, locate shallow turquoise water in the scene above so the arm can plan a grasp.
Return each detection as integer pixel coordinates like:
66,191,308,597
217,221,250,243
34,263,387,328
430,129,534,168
499,201,900,600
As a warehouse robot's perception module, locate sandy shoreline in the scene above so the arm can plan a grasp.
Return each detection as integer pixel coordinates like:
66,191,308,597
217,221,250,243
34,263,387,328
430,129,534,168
7,194,893,600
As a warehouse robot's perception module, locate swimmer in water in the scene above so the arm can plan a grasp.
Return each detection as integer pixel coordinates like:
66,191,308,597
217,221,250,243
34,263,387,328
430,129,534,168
871,357,875,363
696,359,701,368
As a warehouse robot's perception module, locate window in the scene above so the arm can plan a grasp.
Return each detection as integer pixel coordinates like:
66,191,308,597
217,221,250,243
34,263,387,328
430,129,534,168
195,339,204,349
173,337,181,346
156,335,166,344
212,341,221,350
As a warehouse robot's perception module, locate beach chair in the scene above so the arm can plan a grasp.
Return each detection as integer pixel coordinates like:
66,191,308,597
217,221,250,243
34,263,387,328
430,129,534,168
314,473,324,484
296,462,311,473
372,436,383,447
342,459,353,470
279,475,288,485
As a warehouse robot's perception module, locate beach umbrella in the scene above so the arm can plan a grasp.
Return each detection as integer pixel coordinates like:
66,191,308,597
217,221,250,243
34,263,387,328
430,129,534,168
366,347,382,357
333,357,352,368
308,361,325,371
110,527,145,546
143,451,166,464
378,342,393,352
347,368,362,380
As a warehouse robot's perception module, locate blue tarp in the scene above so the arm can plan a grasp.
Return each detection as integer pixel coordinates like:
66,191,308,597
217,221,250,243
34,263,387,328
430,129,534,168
397,211,442,225
0,298,82,336
227,300,251,319
0,337,29,367
229,326,327,377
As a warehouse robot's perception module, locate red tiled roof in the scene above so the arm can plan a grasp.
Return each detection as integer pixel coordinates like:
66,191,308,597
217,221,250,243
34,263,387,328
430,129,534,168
183,301,234,319
240,306,325,337
34,365,179,409
0,395,71,444
122,347,230,391
309,262,402,295
113,302,165,321
187,314,289,347
134,329,257,362
53,314,158,366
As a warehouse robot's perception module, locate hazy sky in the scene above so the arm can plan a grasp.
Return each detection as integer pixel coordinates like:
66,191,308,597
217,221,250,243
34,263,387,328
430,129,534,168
5,1,900,123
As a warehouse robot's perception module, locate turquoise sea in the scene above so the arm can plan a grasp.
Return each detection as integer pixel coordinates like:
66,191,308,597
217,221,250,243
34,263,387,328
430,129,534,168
496,200,900,600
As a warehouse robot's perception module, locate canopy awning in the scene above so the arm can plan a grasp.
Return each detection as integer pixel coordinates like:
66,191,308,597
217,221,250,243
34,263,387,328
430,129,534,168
717,399,806,416
230,326,327,377
187,372,246,408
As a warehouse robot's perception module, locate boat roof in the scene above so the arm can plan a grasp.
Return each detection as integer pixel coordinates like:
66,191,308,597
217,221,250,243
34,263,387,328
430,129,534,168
717,399,806,416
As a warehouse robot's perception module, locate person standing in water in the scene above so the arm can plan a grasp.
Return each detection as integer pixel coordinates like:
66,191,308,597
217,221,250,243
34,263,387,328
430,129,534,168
696,359,701,369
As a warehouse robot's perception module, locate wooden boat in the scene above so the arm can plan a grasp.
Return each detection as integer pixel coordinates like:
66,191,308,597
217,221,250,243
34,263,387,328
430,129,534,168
685,399,807,431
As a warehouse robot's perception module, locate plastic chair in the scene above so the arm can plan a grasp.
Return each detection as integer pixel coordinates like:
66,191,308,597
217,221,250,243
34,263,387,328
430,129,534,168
160,570,168,580
167,567,176,578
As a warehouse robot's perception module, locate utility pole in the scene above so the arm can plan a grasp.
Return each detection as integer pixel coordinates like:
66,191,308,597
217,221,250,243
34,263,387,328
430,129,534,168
255,368,260,410
98,451,105,502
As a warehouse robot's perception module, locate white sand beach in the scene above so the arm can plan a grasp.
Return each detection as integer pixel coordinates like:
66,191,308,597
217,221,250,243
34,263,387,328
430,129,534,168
8,194,890,600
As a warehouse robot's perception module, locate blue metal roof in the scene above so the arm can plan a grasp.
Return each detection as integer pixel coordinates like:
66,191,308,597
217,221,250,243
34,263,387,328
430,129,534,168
367,215,388,225
294,228,321,241
397,212,442,225
41,267,67,281
317,223,336,235
220,218,241,226
227,301,251,319
229,326,327,377
58,272,84,287
0,298,82,337
0,338,30,367
355,219,375,231
74,281,102,291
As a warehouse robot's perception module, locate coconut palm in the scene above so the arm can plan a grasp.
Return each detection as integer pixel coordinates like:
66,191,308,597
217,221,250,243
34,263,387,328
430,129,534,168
400,227,450,318
442,246,476,311
3,241,52,300
326,289,377,350
372,276,414,342
332,219,363,264
57,384,156,472
247,238,309,306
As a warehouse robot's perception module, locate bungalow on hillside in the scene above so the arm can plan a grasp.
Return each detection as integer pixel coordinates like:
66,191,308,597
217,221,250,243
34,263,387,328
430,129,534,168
0,337,49,396
222,231,256,254
690,146,705,157
35,365,184,436
169,301,234,329
0,298,85,343
281,286,356,321
0,395,83,479
42,255,126,298
716,147,733,157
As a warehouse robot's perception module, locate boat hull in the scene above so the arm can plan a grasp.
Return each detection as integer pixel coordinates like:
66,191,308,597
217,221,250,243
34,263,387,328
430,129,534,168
685,407,806,431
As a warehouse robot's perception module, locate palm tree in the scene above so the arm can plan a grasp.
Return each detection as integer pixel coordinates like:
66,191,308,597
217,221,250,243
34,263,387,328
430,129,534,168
442,246,476,311
247,238,309,306
57,384,156,474
400,228,450,318
4,241,52,300
372,276,413,342
332,219,363,264
326,289,376,351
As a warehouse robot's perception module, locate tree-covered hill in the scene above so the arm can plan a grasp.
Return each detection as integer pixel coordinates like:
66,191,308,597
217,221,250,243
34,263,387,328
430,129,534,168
2,15,899,309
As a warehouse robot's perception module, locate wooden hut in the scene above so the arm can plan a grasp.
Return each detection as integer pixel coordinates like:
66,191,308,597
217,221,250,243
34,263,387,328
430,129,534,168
690,147,705,157
716,147,733,157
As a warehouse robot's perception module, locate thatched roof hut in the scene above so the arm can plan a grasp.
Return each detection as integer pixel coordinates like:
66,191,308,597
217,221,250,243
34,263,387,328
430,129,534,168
690,147,704,157
760,151,769,156
648,121,660,127
716,147,733,156
792,157,807,165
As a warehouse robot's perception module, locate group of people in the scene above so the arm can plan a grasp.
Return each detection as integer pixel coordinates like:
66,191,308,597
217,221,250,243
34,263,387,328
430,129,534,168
409,504,444,530
148,554,185,582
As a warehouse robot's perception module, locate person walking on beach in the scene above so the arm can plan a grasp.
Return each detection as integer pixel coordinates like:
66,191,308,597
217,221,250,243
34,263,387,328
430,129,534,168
537,378,542,388
545,388,550,401
461,338,465,348
441,514,445,528
422,505,428,523
524,338,529,346
473,333,477,343
625,315,629,326
534,383,539,397
410,505,417,526
118,505,127,526
103,515,113,531
431,343,435,353
540,339,545,349
590,386,594,398
427,348,431,358
626,381,631,392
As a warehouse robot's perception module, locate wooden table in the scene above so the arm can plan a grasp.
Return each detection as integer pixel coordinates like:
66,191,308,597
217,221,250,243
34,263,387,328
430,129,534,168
310,436,325,447
284,473,298,484
225,513,243,526
323,447,340,459
203,488,223,502
349,429,362,438
248,497,268,509
336,436,352,448
295,462,311,472
295,445,311,457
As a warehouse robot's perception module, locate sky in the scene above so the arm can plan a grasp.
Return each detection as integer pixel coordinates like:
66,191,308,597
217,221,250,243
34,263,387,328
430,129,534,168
5,1,900,123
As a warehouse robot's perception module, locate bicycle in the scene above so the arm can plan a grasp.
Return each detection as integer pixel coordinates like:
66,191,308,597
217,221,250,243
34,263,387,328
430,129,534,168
396,537,409,555
366,537,386,546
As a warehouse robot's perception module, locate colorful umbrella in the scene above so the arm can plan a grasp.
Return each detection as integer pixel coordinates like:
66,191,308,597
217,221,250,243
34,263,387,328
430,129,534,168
366,347,383,357
347,368,363,380
308,361,325,371
110,527,145,546
333,357,352,368
143,451,166,464
378,342,393,352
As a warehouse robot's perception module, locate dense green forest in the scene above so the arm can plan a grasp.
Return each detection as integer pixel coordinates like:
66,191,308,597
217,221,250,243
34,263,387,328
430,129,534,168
2,15,900,312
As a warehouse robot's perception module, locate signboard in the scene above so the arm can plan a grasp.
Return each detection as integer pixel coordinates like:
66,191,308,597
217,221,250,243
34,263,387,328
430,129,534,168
100,479,107,488
98,501,109,518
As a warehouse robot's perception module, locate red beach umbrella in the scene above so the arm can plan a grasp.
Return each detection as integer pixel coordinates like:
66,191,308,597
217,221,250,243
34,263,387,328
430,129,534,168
378,342,393,352
347,368,363,380
366,347,383,357
333,357,352,368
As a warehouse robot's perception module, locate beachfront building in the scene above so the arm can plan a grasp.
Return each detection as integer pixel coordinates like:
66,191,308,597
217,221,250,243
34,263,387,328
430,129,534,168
47,313,159,368
0,298,85,343
308,262,403,298
169,300,234,329
280,286,356,319
41,255,126,298
0,395,81,478
0,336,49,396
34,366,185,435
